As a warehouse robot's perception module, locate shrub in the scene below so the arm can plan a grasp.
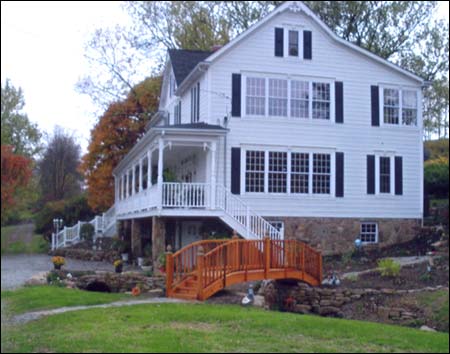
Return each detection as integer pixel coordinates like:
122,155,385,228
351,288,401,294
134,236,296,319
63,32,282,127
80,223,95,243
377,258,401,277
424,157,449,198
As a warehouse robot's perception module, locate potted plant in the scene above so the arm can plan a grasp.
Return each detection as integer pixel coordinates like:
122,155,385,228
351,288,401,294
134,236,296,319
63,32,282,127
137,254,145,267
141,258,153,272
158,253,166,273
114,259,123,273
51,256,65,270
114,239,129,262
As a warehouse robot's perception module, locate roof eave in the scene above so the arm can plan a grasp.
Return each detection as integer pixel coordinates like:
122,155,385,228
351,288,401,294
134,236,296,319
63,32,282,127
175,62,210,95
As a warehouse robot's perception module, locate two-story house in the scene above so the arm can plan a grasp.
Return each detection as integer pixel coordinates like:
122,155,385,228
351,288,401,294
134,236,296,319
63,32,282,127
111,1,424,264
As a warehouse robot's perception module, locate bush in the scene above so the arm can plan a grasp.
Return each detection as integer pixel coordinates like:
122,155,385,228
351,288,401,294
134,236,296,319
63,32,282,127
80,223,95,243
424,157,449,198
377,258,401,277
34,194,95,238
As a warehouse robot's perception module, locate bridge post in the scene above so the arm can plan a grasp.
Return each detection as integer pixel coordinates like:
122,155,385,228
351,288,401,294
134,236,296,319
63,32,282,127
264,236,271,278
165,245,173,297
196,246,205,301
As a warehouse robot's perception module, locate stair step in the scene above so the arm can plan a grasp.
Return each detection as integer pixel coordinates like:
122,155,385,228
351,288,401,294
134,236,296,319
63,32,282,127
171,293,197,300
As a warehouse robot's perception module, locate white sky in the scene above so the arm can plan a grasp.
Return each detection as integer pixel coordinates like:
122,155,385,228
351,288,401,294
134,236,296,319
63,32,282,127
1,1,449,153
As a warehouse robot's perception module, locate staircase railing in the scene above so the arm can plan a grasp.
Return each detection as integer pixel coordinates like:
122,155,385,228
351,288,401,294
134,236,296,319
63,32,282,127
216,184,282,240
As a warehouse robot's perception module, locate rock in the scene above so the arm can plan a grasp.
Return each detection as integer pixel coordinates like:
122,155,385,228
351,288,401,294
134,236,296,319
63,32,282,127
420,325,437,332
253,295,265,307
25,271,48,286
319,306,342,317
294,304,312,314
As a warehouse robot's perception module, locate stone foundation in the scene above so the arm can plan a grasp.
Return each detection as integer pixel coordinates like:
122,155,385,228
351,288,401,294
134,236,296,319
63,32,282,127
152,216,166,270
271,217,421,255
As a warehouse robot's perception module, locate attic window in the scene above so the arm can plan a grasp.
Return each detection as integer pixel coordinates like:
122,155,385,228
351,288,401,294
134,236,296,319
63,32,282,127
289,30,299,56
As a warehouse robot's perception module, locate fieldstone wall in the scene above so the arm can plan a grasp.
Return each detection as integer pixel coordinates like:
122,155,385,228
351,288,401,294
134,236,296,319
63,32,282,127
131,219,143,259
152,216,166,270
270,217,421,255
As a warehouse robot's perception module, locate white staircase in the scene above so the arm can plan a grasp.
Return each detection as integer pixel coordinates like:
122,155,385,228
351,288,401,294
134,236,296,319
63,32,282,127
52,205,116,250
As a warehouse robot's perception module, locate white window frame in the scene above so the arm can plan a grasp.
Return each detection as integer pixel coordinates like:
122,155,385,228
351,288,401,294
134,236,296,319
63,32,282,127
374,152,396,196
242,73,335,122
379,86,420,128
360,222,378,244
241,146,335,197
268,78,288,117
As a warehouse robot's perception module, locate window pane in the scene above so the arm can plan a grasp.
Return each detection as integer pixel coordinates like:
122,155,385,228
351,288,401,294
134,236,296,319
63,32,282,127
269,152,287,193
312,83,330,120
246,150,265,192
291,81,309,118
291,153,309,193
289,30,299,56
246,77,266,116
402,91,417,126
380,157,391,193
269,79,288,117
360,222,378,243
383,89,400,124
313,153,330,194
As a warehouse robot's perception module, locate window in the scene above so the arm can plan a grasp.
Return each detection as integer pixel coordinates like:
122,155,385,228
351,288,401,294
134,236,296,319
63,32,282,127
142,158,148,190
312,154,331,194
191,83,200,122
291,153,309,193
118,176,123,200
291,81,309,119
379,157,391,193
123,175,127,198
268,221,284,232
128,170,133,196
312,83,331,120
169,73,176,98
174,101,181,125
135,165,140,193
288,30,299,56
360,222,378,243
245,151,265,192
269,79,288,116
246,77,266,116
383,89,400,124
268,152,287,193
402,90,417,126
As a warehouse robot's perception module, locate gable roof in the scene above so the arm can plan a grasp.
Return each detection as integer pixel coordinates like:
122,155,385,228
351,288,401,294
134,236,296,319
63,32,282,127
168,49,212,86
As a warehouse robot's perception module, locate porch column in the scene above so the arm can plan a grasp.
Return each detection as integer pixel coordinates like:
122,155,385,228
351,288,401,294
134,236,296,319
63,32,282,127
147,150,152,188
114,176,118,203
157,138,164,210
131,219,143,260
210,141,217,209
139,158,143,192
125,173,128,198
132,165,136,196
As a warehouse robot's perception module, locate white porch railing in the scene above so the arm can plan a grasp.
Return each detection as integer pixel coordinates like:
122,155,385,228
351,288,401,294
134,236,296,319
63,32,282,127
162,183,209,208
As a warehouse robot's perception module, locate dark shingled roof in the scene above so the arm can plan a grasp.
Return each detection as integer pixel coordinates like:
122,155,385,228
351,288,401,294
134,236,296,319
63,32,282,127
168,49,212,86
156,123,227,131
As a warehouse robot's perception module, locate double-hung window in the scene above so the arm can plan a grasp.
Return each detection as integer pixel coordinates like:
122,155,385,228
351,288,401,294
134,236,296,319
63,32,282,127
379,156,391,194
291,81,309,119
291,153,309,193
269,79,288,117
288,30,299,57
268,152,288,193
191,83,200,122
402,90,418,126
312,83,331,120
174,101,181,125
383,89,400,125
245,150,265,192
246,77,266,116
312,153,331,194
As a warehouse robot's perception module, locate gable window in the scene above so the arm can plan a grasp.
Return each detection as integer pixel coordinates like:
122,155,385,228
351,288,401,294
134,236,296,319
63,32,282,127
191,83,200,123
402,90,418,126
291,153,309,194
246,77,266,116
288,30,299,56
379,157,391,194
268,152,287,193
291,80,309,119
245,150,265,192
360,222,378,244
312,83,331,120
268,79,288,117
312,153,331,194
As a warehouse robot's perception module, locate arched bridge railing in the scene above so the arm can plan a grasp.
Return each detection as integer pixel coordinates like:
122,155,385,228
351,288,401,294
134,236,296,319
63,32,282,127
166,238,322,301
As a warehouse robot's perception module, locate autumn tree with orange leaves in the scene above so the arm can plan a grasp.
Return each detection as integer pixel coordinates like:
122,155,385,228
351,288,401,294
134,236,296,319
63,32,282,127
1,145,32,224
80,76,161,212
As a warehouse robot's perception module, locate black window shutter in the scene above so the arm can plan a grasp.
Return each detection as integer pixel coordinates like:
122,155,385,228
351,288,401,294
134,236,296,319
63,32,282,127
335,82,344,123
395,156,403,195
275,28,284,57
231,148,241,195
367,155,376,194
303,30,312,59
336,152,344,197
231,74,241,117
371,85,380,126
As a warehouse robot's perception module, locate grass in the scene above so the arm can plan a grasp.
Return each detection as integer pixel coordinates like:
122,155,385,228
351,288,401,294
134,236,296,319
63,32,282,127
1,225,48,254
2,286,130,315
418,290,449,329
2,301,449,353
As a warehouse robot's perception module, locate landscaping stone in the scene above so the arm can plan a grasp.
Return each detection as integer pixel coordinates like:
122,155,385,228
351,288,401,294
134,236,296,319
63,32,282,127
420,325,437,332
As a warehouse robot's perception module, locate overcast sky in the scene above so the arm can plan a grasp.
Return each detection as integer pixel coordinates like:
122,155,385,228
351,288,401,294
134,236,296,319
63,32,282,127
2,1,449,153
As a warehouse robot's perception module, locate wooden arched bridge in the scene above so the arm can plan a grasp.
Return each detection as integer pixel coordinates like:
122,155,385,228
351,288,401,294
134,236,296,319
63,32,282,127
165,238,323,301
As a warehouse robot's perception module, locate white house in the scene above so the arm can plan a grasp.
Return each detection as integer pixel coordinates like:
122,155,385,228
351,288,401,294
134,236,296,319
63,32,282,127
109,1,424,261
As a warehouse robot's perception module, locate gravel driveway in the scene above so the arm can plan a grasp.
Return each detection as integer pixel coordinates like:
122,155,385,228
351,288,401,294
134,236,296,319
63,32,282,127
1,254,115,290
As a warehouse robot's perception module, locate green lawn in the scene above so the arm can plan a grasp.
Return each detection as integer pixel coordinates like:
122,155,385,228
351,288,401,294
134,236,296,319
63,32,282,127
1,225,48,254
2,301,448,353
418,290,449,331
2,286,130,315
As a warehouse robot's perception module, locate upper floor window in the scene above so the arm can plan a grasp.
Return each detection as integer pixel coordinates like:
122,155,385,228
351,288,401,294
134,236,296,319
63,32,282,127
169,73,176,98
312,83,331,120
379,156,391,194
246,77,266,116
174,101,181,125
191,82,200,123
383,88,418,126
269,79,288,117
291,81,309,119
288,30,299,57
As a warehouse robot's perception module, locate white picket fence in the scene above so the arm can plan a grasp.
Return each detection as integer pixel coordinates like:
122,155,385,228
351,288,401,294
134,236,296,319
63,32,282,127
52,206,116,250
